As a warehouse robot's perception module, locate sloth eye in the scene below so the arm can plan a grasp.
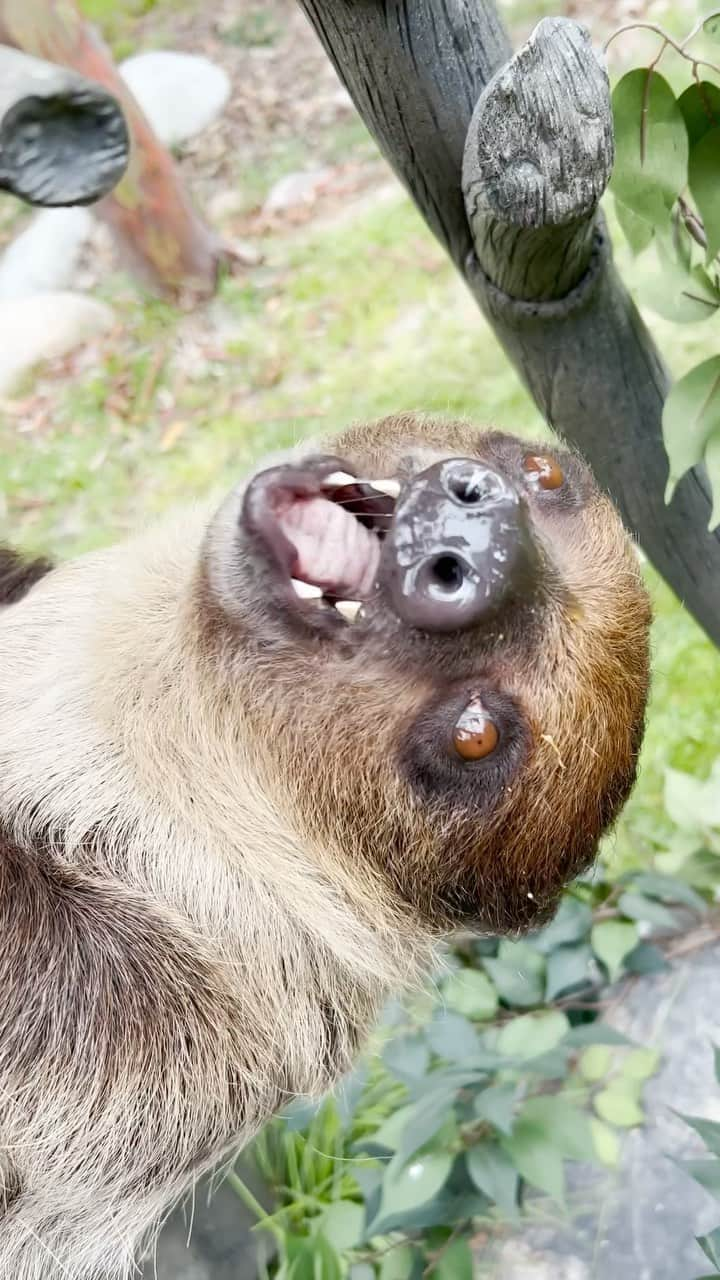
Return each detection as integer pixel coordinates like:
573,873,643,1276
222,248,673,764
453,697,499,761
522,453,564,491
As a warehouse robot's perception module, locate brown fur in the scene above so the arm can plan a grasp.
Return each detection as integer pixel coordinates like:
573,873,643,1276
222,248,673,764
0,415,651,1278
0,547,53,605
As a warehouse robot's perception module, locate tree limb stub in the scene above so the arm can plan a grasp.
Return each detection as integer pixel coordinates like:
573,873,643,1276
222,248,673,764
297,3,720,645
463,19,613,300
0,44,128,206
463,16,720,642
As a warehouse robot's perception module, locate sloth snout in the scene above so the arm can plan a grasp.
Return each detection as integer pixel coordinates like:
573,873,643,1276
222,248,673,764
380,458,540,633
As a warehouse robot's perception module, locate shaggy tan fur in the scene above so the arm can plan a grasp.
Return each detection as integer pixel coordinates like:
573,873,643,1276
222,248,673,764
0,415,650,1278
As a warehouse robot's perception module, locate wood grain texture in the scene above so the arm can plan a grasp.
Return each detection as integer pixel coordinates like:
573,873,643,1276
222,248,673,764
296,3,720,645
463,19,612,299
297,0,512,270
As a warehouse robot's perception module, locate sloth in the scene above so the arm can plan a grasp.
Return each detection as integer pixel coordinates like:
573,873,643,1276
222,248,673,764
0,413,650,1279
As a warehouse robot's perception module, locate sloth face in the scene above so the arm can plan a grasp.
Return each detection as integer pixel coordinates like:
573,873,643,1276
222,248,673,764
201,414,651,935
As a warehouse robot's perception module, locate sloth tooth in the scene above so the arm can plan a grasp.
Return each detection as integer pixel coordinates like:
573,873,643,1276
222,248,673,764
368,478,401,499
321,471,401,500
334,599,363,622
291,578,324,599
322,470,357,489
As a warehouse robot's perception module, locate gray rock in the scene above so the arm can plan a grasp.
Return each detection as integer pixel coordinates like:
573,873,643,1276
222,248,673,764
263,167,333,215
143,1167,271,1280
0,208,92,300
119,51,231,147
0,292,113,393
490,942,720,1280
489,1241,589,1279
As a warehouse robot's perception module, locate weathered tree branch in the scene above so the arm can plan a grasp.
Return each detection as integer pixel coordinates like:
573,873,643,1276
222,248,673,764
297,4,720,646
0,45,128,205
462,18,720,643
296,0,512,272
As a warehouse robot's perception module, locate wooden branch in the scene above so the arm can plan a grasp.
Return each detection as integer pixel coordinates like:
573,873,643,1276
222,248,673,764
0,0,221,298
296,0,512,271
463,20,612,301
297,4,720,646
462,18,720,644
0,44,128,205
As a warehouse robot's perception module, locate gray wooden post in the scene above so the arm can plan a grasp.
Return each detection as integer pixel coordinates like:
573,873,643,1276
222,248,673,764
297,3,720,646
0,44,128,205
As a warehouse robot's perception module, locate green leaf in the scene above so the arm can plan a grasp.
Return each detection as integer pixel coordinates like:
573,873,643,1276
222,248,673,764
466,1142,519,1215
520,1047,572,1080
473,1083,517,1136
321,1201,365,1252
483,940,546,1008
383,1033,430,1083
565,1023,631,1048
288,1237,343,1280
662,358,720,528
629,871,707,914
623,1048,660,1081
519,1096,595,1162
680,1158,720,1200
502,1123,565,1203
698,1225,720,1268
689,127,720,263
617,891,678,932
704,15,720,44
642,239,720,324
532,896,593,952
442,969,499,1020
590,1117,621,1168
373,1152,453,1229
714,1045,720,1087
425,1013,482,1063
428,1238,474,1280
679,81,720,147
370,1105,414,1152
393,1093,458,1168
613,197,655,255
379,1245,420,1280
496,1010,569,1061
578,1045,613,1082
545,943,595,1000
594,1084,643,1128
591,920,639,981
679,1112,720,1157
611,69,689,224
623,942,669,975
350,1266,376,1280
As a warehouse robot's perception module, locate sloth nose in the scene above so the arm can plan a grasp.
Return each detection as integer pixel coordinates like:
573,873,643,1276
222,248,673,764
382,458,538,632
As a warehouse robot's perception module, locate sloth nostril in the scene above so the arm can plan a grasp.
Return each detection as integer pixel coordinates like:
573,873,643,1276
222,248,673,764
445,462,511,508
431,555,465,593
448,473,485,505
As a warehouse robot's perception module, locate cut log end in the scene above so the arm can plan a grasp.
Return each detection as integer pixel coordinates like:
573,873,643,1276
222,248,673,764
463,18,613,233
0,87,129,207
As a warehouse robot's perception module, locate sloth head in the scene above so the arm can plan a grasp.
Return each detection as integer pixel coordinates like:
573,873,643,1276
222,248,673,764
197,413,651,936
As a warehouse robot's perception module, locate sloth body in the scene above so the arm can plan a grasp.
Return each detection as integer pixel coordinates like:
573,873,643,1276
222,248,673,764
0,415,650,1279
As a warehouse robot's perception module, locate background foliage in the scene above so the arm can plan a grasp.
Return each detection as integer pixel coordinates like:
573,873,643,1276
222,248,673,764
609,8,720,527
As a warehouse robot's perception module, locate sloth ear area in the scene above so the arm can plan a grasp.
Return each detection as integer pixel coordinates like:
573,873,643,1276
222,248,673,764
0,547,54,606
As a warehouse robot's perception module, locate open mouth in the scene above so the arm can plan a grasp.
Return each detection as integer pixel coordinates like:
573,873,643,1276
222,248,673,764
242,459,400,622
242,454,541,633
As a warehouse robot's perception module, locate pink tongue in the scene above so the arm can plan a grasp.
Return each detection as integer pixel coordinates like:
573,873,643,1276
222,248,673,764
278,496,381,597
